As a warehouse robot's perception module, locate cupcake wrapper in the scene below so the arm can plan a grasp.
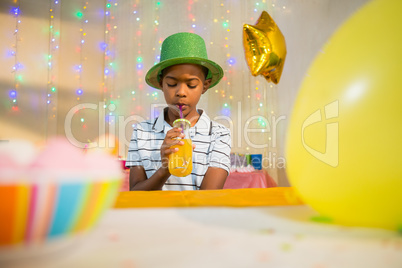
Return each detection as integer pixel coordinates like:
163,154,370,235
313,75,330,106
0,178,121,247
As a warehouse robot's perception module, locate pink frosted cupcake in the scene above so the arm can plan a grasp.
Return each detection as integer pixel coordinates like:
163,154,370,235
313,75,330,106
0,137,122,253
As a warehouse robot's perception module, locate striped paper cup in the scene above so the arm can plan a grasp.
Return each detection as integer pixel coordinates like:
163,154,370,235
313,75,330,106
0,174,121,249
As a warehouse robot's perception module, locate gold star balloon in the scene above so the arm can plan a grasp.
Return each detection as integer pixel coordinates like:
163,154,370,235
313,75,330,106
243,11,287,84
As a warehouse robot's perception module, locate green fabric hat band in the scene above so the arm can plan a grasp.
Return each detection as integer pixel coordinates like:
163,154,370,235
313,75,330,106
145,32,223,89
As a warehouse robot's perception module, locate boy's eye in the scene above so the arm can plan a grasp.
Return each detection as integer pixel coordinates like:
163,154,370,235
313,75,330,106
167,83,176,87
188,85,197,89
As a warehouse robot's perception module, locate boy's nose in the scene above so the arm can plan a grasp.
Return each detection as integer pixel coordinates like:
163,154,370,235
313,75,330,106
176,83,187,97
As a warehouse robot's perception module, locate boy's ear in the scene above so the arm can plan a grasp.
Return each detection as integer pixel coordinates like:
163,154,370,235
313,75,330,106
202,79,212,94
158,78,163,90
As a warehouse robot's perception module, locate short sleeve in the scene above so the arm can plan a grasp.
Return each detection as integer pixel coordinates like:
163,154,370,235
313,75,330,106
125,125,143,168
208,124,231,174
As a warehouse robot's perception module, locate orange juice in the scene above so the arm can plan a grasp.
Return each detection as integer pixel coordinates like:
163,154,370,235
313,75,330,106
168,139,193,177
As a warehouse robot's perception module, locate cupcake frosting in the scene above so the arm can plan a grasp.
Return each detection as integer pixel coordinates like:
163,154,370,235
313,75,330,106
31,137,86,171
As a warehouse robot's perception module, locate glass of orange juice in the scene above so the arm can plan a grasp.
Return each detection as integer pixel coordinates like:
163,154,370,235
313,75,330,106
168,119,193,177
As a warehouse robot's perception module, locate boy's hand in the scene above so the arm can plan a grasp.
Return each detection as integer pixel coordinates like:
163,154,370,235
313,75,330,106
160,127,185,173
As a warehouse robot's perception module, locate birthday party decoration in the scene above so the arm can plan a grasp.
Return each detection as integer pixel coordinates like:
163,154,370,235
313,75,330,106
102,0,118,119
9,3,22,110
46,0,61,135
243,11,286,84
286,0,402,230
0,138,122,248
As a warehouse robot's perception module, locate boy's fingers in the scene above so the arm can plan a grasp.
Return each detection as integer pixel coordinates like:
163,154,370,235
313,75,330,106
166,133,183,141
168,128,184,136
166,140,183,147
164,147,178,155
167,127,182,135
178,140,184,145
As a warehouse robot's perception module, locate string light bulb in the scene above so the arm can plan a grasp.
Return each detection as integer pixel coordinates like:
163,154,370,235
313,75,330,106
9,2,22,110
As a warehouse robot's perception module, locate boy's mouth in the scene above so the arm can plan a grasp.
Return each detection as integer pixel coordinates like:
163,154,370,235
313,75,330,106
175,104,187,110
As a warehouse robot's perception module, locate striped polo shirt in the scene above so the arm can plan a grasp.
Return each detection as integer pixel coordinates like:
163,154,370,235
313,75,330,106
126,108,231,190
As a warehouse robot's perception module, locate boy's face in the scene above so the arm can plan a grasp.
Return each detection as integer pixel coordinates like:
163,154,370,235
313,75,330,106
160,64,211,120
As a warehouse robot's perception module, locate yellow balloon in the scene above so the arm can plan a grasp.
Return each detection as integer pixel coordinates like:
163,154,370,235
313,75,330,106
243,11,287,84
286,0,402,230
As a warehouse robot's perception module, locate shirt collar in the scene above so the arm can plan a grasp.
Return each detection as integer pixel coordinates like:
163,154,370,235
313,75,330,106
193,110,212,136
152,108,166,133
152,107,212,136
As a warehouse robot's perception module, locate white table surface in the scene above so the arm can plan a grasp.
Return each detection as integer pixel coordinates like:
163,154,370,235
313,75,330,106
2,205,402,268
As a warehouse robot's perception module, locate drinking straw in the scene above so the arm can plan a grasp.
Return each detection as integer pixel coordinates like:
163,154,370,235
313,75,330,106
179,105,183,119
179,105,184,132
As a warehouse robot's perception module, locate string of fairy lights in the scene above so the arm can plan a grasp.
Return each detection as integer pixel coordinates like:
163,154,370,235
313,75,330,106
218,0,233,117
46,0,61,126
130,1,138,114
148,2,160,107
9,1,22,111
75,1,88,128
131,0,148,115
102,0,118,125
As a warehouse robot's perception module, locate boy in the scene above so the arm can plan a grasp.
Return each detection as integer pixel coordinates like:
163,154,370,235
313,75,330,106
126,32,231,190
